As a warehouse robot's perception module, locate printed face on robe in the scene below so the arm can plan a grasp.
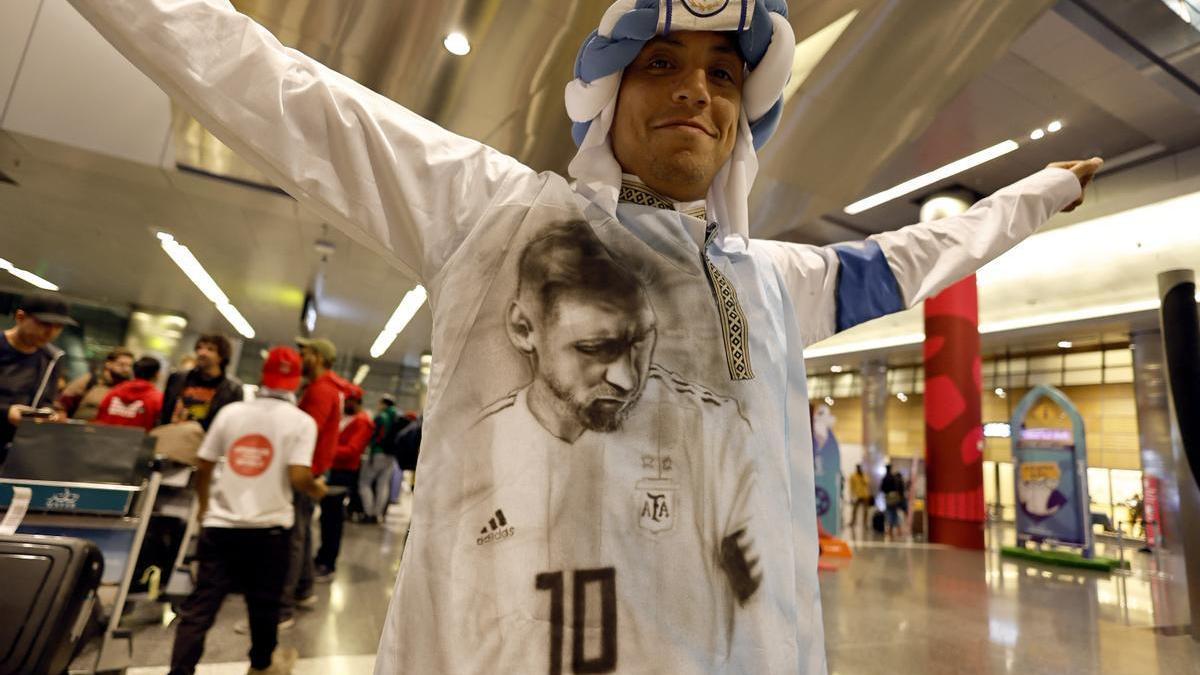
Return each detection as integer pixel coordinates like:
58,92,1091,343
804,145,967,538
505,224,658,442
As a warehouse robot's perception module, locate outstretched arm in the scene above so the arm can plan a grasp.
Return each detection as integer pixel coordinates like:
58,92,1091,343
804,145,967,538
759,160,1099,346
68,0,538,283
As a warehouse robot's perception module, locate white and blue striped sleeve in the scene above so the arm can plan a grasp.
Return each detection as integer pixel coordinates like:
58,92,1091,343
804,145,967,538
759,167,1081,347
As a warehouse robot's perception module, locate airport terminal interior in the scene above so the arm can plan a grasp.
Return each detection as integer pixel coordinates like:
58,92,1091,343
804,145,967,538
2,0,1200,673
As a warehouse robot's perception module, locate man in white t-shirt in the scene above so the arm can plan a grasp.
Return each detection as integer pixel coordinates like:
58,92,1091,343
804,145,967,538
168,346,328,675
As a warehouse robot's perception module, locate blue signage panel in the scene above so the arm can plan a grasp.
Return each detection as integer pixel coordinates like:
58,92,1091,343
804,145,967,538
0,481,135,516
1010,386,1093,557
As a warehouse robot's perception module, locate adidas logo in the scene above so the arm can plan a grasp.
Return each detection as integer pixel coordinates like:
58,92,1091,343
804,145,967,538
476,509,515,546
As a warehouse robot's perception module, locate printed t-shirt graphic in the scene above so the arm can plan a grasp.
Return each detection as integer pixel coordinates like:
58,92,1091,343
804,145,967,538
433,222,762,672
177,369,223,422
196,397,317,529
228,433,274,477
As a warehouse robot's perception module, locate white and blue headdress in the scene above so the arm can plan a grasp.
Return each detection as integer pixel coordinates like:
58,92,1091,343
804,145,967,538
565,0,794,240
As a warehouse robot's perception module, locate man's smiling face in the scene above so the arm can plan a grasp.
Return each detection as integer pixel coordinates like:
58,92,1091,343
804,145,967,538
611,31,744,202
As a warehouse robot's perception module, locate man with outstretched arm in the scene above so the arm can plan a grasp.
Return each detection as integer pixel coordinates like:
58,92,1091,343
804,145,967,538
69,1,1098,672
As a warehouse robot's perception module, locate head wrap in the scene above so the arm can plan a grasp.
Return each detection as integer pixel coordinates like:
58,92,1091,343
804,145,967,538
565,0,793,241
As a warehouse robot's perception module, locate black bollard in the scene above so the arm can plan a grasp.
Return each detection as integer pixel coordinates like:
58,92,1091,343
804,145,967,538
1157,269,1200,642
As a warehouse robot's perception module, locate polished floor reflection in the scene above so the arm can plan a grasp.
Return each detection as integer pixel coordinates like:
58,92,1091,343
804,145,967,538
123,502,1199,674
823,540,1200,674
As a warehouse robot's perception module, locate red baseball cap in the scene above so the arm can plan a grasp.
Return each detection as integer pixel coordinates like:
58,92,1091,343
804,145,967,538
262,346,302,391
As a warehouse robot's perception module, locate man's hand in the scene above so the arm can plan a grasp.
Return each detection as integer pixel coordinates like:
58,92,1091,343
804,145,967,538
8,405,31,426
309,476,329,501
1047,157,1102,213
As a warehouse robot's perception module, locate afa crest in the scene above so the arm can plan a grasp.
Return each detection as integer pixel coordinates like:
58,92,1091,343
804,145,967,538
636,478,677,534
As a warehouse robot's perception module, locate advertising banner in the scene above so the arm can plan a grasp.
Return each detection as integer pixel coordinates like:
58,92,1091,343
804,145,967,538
1010,386,1093,557
812,404,841,536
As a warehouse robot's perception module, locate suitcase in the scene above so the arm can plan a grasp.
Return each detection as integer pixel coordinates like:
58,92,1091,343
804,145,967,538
0,534,104,675
871,511,885,534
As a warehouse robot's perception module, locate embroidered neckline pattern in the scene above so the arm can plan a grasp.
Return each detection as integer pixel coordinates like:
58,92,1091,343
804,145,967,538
618,179,707,222
703,223,754,381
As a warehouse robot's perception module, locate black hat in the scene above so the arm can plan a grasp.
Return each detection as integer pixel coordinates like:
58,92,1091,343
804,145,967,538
17,294,78,327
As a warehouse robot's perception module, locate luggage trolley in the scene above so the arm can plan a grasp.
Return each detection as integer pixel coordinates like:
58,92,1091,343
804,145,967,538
0,422,162,673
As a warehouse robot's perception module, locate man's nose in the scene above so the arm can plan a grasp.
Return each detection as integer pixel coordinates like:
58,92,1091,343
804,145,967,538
604,353,637,393
672,68,710,108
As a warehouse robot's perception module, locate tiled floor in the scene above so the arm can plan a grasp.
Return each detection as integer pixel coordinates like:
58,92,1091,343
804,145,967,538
121,505,1200,674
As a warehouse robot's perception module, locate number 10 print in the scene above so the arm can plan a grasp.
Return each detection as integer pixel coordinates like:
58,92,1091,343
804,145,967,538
535,567,617,674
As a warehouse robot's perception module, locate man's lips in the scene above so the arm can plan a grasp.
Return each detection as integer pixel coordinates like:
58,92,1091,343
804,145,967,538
653,119,716,137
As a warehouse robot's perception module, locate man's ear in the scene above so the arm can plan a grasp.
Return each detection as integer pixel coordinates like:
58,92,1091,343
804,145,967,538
506,300,536,354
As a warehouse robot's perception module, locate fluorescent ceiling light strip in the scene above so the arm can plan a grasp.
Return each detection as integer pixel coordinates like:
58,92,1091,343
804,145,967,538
0,257,60,291
803,332,925,359
215,302,255,339
158,233,254,338
160,238,228,304
370,285,427,358
844,139,1020,215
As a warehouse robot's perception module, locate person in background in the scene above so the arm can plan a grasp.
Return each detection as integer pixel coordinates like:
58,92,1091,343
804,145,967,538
59,346,133,420
0,295,74,464
848,464,872,535
274,336,341,627
94,356,163,432
358,396,401,524
314,384,373,580
168,346,326,675
161,334,243,430
880,464,907,540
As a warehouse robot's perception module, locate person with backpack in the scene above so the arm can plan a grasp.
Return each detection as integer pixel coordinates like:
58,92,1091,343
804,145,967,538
358,396,401,524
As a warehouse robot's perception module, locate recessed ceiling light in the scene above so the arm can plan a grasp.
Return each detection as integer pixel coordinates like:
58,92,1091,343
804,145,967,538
1030,128,1045,140
896,392,908,402
1047,120,1063,133
1057,340,1073,349
823,396,835,406
443,32,470,56
844,139,1020,215
830,365,843,373
994,387,1006,398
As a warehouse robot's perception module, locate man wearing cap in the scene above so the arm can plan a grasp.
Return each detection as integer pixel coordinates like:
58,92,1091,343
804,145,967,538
314,383,374,581
70,1,1102,671
274,336,341,625
169,346,327,675
0,295,75,464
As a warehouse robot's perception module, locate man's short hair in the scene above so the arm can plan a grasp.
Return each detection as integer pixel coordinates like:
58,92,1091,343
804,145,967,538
133,356,161,381
381,396,396,407
516,222,644,319
196,334,233,368
106,347,134,362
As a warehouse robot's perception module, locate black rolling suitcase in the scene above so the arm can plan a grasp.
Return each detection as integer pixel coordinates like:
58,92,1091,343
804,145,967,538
0,534,104,675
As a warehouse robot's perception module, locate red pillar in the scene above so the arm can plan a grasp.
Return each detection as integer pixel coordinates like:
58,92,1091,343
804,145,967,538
923,275,985,549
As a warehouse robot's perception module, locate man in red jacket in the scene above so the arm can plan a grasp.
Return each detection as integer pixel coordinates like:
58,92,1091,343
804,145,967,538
314,384,373,581
276,336,342,625
94,356,163,432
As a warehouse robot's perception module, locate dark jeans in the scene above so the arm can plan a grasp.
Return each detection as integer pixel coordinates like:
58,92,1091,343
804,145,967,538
168,526,290,674
280,491,314,619
315,469,357,570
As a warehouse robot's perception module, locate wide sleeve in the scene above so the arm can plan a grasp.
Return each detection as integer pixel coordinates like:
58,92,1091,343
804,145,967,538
757,167,1081,346
289,415,318,468
68,0,540,282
